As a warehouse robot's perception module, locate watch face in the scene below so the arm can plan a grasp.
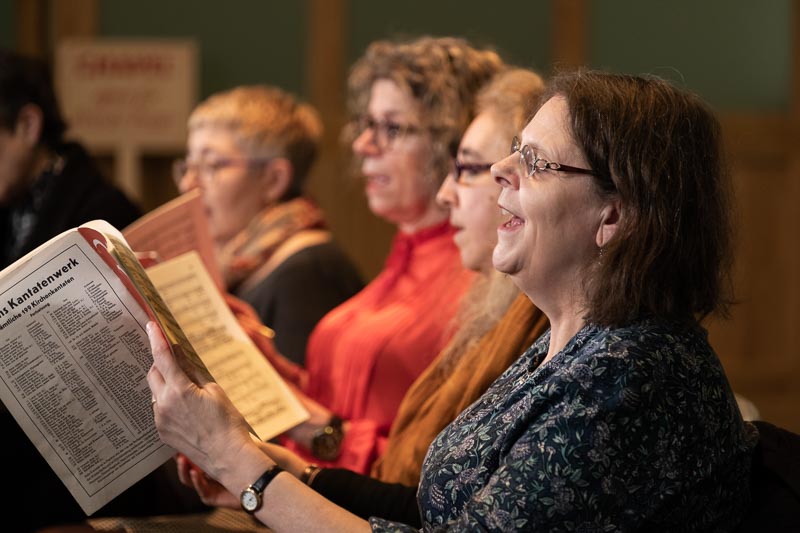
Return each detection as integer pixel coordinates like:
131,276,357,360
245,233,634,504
312,421,345,461
241,487,260,512
313,433,339,461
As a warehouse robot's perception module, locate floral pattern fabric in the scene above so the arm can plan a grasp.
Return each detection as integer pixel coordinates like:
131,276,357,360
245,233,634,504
370,319,757,532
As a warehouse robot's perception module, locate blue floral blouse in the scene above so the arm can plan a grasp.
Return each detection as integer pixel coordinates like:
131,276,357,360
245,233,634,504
370,319,757,532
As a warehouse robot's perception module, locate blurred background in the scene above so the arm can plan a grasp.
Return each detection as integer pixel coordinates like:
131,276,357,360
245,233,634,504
2,0,798,432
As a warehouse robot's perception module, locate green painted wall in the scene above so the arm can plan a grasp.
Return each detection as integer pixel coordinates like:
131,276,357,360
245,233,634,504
96,0,789,112
348,0,551,72
590,0,791,111
99,0,307,100
0,0,15,49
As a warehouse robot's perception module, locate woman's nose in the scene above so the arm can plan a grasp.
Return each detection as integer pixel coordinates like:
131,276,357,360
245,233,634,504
492,152,521,189
436,173,458,208
352,128,380,157
178,170,200,193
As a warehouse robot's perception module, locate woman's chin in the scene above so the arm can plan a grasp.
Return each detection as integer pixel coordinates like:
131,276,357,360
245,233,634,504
457,247,482,273
492,246,520,277
366,197,397,220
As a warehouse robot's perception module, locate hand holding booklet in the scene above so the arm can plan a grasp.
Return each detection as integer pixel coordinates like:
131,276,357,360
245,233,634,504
0,218,307,515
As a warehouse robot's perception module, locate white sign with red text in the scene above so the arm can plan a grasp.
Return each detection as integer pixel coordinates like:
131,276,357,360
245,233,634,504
56,39,197,150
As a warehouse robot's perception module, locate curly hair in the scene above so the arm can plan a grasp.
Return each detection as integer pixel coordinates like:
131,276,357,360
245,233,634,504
188,85,323,197
544,70,734,325
346,36,504,181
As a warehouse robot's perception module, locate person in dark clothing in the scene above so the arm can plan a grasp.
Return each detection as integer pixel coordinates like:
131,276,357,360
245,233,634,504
0,49,179,533
0,49,141,270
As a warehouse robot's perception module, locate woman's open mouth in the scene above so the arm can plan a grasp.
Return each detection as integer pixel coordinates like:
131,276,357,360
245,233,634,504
498,206,523,229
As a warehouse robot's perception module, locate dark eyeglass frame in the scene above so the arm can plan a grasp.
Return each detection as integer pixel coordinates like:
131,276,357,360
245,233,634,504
172,156,274,187
452,159,493,184
356,115,424,149
511,136,594,177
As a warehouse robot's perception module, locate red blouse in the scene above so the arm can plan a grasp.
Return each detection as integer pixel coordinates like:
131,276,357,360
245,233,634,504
285,221,475,473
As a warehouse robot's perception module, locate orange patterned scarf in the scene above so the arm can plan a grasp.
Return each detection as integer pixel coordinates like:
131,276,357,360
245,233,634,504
218,197,325,290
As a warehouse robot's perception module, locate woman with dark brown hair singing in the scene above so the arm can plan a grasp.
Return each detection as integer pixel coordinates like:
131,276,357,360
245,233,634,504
148,70,756,531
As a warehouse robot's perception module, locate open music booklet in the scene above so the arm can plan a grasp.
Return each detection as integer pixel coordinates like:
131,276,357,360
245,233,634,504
122,188,223,288
0,218,307,515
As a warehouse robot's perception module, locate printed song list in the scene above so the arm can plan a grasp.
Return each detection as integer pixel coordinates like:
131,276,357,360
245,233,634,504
0,239,173,515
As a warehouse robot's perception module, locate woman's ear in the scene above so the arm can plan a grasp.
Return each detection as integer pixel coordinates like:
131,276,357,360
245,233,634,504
14,104,44,147
596,197,622,248
259,158,294,204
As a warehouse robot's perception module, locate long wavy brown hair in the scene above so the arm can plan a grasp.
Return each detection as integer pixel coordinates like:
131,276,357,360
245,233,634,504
544,70,735,325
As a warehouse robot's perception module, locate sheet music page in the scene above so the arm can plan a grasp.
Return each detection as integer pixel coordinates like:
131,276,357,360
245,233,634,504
146,251,308,440
0,226,173,515
123,190,223,289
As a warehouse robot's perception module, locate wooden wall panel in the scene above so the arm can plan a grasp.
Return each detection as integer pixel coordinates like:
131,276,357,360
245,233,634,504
51,0,97,44
705,2,800,432
305,0,393,280
552,0,587,68
707,152,800,431
15,0,46,57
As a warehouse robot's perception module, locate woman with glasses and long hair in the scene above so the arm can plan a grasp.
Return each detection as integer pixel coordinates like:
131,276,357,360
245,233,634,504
173,86,363,365
148,70,756,531
258,36,503,475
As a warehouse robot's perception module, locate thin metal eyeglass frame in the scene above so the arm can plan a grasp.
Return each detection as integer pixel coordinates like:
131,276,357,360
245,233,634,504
172,156,274,187
510,136,594,177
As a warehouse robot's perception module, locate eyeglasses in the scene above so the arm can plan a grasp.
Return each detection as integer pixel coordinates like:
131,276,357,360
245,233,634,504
452,159,493,184
356,116,423,150
172,156,273,187
510,136,594,177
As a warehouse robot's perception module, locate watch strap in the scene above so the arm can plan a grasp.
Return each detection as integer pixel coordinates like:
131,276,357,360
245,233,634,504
327,415,344,432
250,464,284,493
241,465,283,514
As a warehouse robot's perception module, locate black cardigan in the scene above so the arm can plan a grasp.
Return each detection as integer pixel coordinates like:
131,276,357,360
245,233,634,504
311,468,421,527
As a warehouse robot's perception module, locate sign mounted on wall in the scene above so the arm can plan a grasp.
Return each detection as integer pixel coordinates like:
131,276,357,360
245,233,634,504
55,39,198,200
56,38,197,149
